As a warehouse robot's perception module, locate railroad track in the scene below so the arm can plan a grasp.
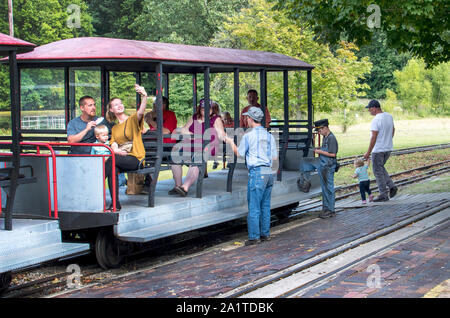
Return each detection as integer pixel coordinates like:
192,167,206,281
2,148,449,298
291,160,450,216
337,142,450,167
220,198,450,298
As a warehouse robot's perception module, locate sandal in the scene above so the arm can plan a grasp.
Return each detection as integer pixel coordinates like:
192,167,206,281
168,187,178,195
106,202,121,212
174,185,188,197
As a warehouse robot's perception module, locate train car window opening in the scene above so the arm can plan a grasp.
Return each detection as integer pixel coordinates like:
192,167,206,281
70,67,101,119
20,68,65,131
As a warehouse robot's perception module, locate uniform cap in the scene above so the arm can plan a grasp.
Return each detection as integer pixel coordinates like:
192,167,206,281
313,118,329,131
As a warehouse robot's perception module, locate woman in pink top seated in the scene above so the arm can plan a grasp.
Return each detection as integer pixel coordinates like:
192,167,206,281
169,98,227,197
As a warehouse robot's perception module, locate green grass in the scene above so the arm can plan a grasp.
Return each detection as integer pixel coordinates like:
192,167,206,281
334,148,450,186
330,117,450,157
401,172,450,194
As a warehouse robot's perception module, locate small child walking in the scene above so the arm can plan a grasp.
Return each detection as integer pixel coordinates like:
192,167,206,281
352,158,373,204
90,125,111,155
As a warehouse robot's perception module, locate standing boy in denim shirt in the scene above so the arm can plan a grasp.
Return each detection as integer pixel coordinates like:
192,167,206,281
225,107,278,245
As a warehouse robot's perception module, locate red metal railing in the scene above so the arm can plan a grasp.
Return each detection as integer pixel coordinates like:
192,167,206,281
0,141,58,218
47,142,117,213
0,141,117,217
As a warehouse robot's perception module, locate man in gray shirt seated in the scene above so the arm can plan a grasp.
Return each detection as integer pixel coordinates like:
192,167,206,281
67,96,109,154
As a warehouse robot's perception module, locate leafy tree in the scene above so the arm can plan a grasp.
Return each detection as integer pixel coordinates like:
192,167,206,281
0,0,92,45
212,0,372,127
429,62,450,115
125,0,248,121
0,0,93,112
273,0,449,67
357,31,411,99
131,0,248,44
393,59,433,116
87,0,143,39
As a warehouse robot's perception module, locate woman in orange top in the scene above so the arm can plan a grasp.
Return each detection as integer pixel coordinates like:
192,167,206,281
105,84,148,211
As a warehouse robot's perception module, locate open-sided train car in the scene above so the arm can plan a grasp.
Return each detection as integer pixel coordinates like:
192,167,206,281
0,37,321,289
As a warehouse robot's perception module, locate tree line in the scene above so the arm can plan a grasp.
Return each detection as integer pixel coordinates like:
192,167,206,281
0,0,448,126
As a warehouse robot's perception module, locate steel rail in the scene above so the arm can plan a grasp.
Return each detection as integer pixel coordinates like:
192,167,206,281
2,159,449,298
338,143,450,166
223,201,450,298
291,160,450,216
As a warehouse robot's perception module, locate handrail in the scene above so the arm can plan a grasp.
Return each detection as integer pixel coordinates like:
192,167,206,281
46,142,117,213
0,141,117,214
0,141,58,218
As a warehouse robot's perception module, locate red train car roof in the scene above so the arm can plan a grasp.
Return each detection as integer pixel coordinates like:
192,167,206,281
0,33,36,54
15,37,313,71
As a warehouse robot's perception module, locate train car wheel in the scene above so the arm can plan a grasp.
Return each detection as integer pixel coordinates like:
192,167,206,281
0,272,12,294
95,228,124,270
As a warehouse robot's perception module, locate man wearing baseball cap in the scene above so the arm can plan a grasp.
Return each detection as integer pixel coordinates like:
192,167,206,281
297,118,339,219
363,99,397,201
225,107,278,245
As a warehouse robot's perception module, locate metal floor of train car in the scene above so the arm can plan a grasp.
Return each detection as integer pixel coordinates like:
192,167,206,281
0,219,90,274
112,168,321,243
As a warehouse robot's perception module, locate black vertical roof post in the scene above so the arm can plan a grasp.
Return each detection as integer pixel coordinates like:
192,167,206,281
149,62,164,208
260,69,267,128
203,66,211,139
192,73,197,114
155,65,163,148
306,70,313,157
135,71,142,110
196,66,210,199
101,66,109,115
5,50,20,230
163,72,169,98
233,68,240,129
17,67,21,138
68,68,76,121
69,67,77,121
64,67,70,126
227,67,240,193
278,69,290,182
105,70,110,116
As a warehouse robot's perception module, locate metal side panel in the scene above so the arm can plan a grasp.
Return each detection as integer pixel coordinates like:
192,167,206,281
0,218,90,273
0,242,90,273
50,156,105,212
2,156,105,216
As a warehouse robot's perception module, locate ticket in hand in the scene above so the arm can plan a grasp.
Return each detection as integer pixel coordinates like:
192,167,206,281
95,117,104,125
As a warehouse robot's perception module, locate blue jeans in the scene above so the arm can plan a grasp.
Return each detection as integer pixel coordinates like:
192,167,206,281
359,180,371,201
247,166,274,240
299,157,336,212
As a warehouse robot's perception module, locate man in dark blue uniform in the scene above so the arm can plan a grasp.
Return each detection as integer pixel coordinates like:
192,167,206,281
297,119,339,218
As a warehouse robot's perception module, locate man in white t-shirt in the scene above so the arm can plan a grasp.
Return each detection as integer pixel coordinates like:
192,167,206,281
363,100,398,201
